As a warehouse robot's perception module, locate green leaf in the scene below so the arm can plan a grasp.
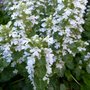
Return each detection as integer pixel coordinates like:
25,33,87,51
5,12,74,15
63,54,74,70
49,74,60,90
60,84,66,90
0,59,10,70
81,84,90,90
74,67,81,78
34,57,47,90
65,70,72,81
0,66,14,82
82,74,90,86
86,65,90,74
0,87,2,90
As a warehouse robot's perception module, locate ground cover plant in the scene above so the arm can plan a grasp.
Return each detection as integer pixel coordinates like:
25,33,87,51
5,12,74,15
0,0,90,90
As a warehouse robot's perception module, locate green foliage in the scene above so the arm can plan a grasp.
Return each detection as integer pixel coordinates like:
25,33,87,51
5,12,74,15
60,84,66,90
82,6,90,41
34,57,47,90
0,8,10,25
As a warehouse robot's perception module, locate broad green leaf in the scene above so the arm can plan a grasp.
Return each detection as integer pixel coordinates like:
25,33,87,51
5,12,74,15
86,65,90,74
60,84,66,90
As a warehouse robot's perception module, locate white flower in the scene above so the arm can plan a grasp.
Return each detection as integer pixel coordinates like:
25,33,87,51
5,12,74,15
58,31,64,36
54,43,60,49
24,8,32,14
11,12,19,19
64,8,72,16
44,48,55,64
26,56,36,90
1,44,12,62
43,36,54,45
69,19,77,27
43,48,56,82
77,47,86,51
9,31,18,38
27,57,35,66
19,38,29,44
41,22,47,27
46,64,52,74
13,69,18,74
11,38,18,45
56,2,64,11
27,15,39,25
0,37,3,41
39,28,46,32
84,52,90,61
65,27,71,37
56,61,64,69
14,20,25,29
57,0,62,4
30,48,41,59
11,61,16,67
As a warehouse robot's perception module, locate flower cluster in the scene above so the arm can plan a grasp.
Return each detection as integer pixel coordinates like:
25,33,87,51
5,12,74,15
0,0,88,90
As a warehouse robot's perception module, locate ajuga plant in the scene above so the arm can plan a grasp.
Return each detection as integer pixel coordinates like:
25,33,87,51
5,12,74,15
0,0,90,90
